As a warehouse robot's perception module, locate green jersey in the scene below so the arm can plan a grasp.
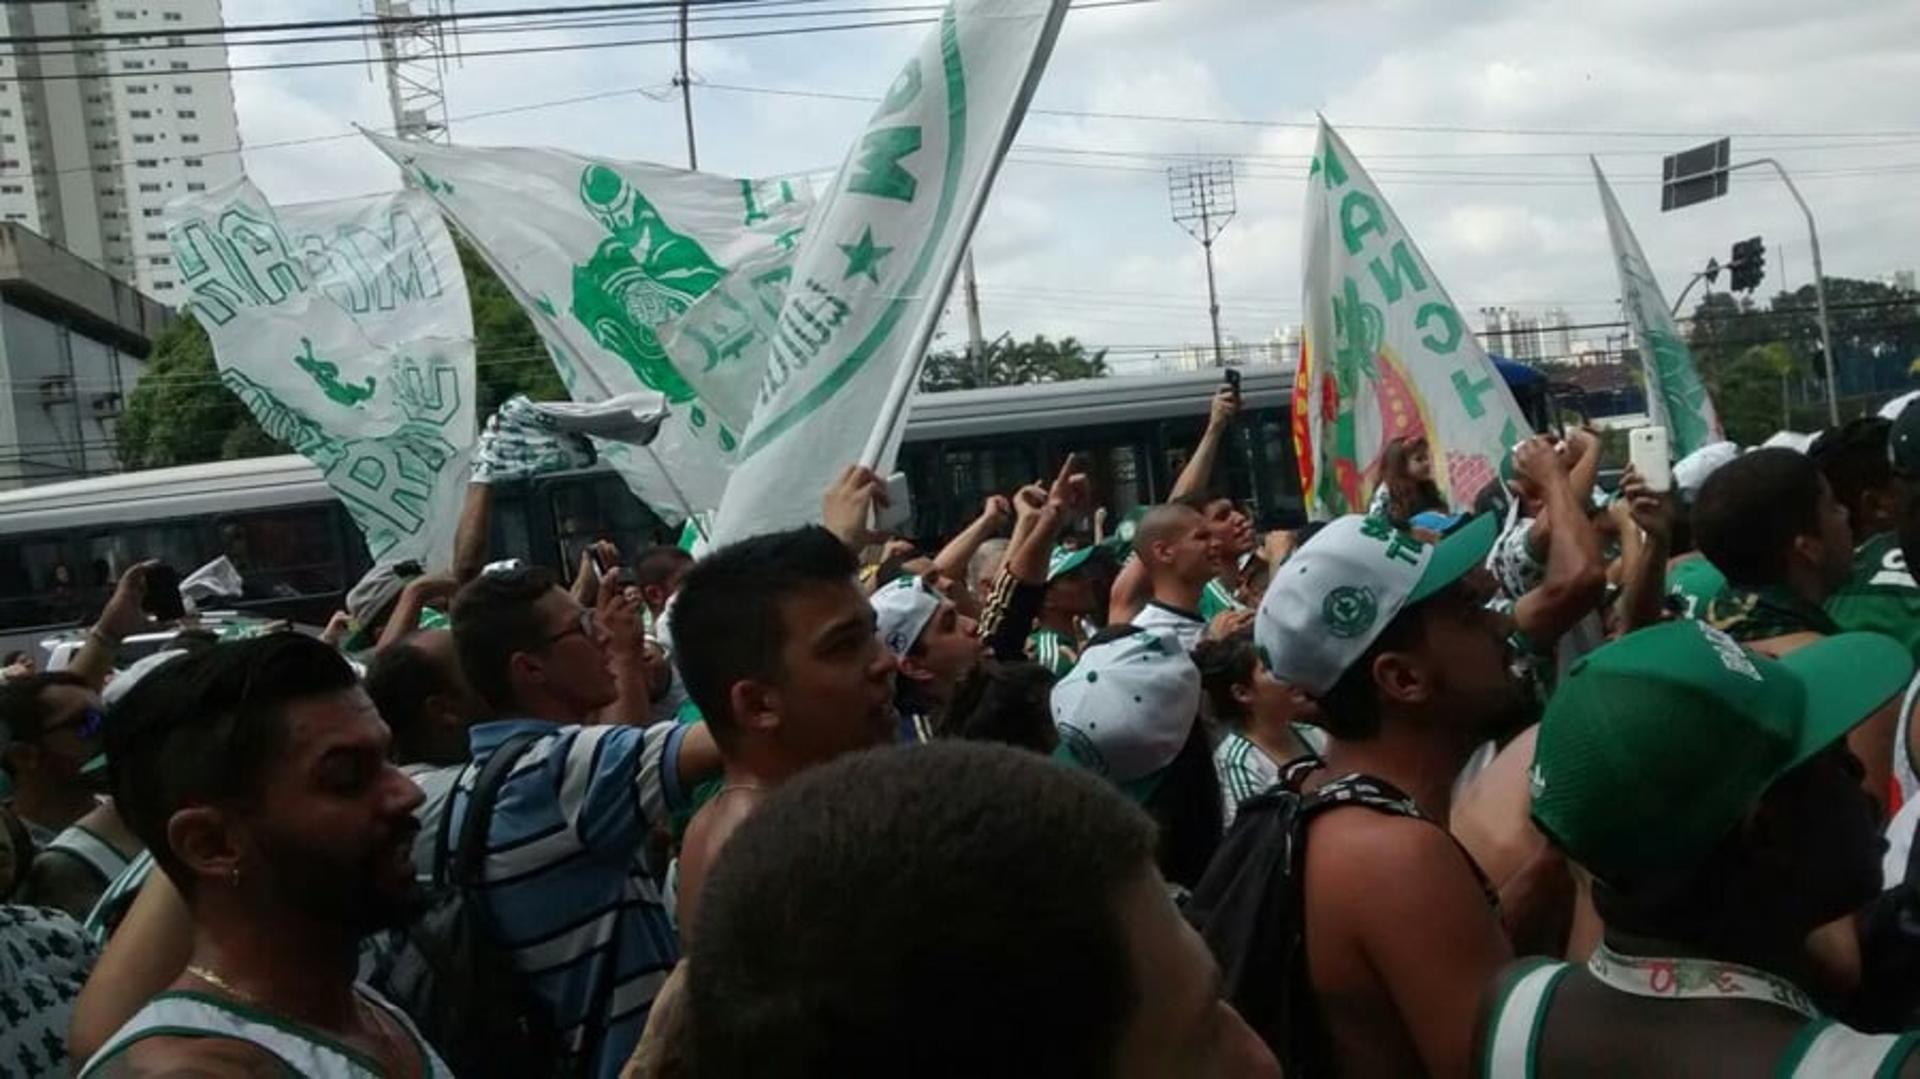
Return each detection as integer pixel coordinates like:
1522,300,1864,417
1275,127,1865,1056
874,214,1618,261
1027,628,1079,678
1828,531,1920,660
1198,577,1246,621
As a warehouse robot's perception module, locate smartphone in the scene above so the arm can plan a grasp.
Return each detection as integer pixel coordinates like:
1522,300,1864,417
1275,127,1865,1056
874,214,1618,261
873,471,914,535
394,559,424,580
1628,426,1673,494
1223,367,1242,404
142,563,186,622
588,544,611,575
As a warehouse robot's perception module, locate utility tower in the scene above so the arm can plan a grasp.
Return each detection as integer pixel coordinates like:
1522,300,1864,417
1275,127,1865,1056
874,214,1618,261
1168,160,1237,367
369,0,455,143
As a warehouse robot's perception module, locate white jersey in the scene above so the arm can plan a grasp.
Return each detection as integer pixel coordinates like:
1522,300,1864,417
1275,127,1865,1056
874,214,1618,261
1132,601,1206,653
79,985,455,1079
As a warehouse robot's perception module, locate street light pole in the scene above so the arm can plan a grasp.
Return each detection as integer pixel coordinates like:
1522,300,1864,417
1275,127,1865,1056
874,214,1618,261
1729,158,1837,424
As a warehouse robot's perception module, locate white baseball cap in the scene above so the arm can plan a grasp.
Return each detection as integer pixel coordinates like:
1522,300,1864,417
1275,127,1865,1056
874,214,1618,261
1051,627,1201,801
871,575,942,659
1672,440,1741,503
1255,513,1498,697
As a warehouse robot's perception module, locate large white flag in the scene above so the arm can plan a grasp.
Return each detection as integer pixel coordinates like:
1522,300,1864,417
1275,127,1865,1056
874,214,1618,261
1593,159,1722,457
168,179,476,566
364,131,813,522
1294,119,1532,519
710,0,1071,543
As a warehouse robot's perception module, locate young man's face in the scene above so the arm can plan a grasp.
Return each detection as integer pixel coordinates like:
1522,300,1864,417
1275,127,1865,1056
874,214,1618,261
1811,477,1855,592
1401,575,1526,739
1754,743,1886,930
1156,509,1217,588
244,688,425,933
525,588,619,715
15,683,104,788
1112,864,1281,1079
906,600,984,692
766,580,900,764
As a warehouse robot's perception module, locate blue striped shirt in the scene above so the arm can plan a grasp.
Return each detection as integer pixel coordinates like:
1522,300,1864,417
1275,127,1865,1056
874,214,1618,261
449,718,691,1079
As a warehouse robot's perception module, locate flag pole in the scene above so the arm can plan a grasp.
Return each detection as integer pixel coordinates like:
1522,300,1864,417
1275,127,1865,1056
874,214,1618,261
858,0,1071,468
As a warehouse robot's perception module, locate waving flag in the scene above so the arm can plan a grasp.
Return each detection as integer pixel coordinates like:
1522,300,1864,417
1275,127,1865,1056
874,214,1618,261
1295,119,1532,519
709,0,1072,543
365,131,813,522
168,179,476,566
1593,159,1722,457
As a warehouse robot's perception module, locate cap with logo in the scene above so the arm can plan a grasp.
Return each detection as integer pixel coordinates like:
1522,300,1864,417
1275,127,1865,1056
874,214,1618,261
871,575,942,659
1254,512,1498,697
1530,619,1913,885
1051,627,1201,802
1047,545,1108,582
1099,506,1152,560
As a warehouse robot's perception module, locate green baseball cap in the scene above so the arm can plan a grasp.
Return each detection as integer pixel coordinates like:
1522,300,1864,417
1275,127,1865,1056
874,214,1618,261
1099,506,1152,559
1531,620,1913,885
1046,545,1106,582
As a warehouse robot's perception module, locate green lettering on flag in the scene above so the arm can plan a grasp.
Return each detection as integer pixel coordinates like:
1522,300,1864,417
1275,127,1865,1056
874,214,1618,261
1340,190,1387,256
847,126,925,202
1367,241,1426,304
1451,367,1498,420
1418,302,1463,354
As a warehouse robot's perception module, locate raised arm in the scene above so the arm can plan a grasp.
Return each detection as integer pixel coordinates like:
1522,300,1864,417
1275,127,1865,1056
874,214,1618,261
1170,386,1239,502
933,496,1011,610
67,561,157,688
451,482,495,584
1511,437,1608,649
1611,467,1673,634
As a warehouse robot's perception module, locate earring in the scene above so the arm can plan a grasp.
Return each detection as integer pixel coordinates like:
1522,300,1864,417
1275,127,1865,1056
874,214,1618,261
229,865,242,887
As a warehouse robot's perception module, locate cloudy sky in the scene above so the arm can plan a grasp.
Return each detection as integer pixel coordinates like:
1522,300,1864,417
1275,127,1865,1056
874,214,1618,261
229,0,1920,372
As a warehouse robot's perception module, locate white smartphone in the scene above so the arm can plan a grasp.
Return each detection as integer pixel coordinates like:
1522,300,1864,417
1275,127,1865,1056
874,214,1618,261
872,471,914,535
1629,426,1673,494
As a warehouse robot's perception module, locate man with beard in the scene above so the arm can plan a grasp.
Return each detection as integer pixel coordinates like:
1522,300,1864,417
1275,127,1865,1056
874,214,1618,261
75,633,449,1077
1245,511,1526,1078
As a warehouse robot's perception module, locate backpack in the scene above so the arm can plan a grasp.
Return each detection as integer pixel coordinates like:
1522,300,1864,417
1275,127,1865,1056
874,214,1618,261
1185,760,1428,1077
364,732,578,1079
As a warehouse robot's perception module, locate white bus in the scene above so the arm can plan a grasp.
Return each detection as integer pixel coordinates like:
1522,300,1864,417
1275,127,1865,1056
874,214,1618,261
0,367,1301,660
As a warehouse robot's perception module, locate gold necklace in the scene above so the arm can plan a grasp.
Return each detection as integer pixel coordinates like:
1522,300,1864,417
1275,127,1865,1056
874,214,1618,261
185,964,257,1004
716,782,765,798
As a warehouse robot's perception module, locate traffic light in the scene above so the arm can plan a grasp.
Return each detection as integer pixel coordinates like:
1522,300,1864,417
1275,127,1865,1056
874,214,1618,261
1729,236,1766,293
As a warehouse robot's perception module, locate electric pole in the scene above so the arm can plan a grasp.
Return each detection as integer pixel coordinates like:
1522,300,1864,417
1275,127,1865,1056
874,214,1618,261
1168,160,1236,367
962,249,986,384
676,0,697,169
368,0,454,145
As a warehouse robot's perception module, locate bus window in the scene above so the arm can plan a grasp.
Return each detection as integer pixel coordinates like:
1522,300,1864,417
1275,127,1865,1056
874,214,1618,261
1247,407,1305,527
213,507,350,601
1053,436,1152,530
488,490,535,567
79,522,204,594
0,535,81,630
545,473,667,571
939,442,1037,536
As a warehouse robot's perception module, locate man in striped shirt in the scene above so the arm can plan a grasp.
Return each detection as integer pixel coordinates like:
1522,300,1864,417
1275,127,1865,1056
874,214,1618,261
448,566,721,1079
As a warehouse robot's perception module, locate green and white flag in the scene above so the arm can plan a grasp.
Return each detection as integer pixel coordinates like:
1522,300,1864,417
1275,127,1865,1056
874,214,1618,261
364,131,813,522
1593,159,1722,457
1294,119,1531,519
710,0,1071,544
167,179,476,566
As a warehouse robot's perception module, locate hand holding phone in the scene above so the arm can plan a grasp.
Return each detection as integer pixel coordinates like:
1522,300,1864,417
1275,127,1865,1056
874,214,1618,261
142,563,186,622
1628,426,1673,494
872,471,914,535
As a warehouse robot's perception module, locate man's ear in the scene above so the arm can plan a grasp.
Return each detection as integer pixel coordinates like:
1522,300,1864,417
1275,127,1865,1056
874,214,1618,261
896,653,935,685
1371,649,1434,707
168,805,246,888
1229,680,1257,710
507,650,545,694
730,678,782,736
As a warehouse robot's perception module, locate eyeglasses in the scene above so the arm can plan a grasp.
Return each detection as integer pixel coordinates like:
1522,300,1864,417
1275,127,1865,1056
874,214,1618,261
44,706,106,741
542,608,598,647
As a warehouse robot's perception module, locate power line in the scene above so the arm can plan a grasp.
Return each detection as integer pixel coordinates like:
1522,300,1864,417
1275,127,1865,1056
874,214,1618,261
703,82,1920,141
0,0,820,45
0,0,1155,81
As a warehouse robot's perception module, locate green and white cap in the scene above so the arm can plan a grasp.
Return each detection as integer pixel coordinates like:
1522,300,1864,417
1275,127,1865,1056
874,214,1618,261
871,575,941,659
1051,628,1200,802
1531,619,1913,884
1254,512,1498,697
1047,545,1102,582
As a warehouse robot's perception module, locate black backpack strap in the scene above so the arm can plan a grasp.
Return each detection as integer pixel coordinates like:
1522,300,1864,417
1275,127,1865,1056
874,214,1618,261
452,731,546,890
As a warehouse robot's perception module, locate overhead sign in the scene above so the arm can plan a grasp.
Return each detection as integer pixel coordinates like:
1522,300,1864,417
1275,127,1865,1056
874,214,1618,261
1661,137,1730,211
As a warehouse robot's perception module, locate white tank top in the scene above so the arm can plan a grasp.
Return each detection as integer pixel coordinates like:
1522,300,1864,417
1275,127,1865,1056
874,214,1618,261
78,986,453,1079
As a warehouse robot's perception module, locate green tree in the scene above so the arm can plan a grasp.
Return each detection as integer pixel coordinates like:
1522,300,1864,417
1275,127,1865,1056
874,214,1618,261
118,239,566,469
919,333,1109,392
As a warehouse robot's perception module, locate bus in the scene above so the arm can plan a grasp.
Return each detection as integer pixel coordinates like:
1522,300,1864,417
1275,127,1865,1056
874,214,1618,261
0,366,1300,661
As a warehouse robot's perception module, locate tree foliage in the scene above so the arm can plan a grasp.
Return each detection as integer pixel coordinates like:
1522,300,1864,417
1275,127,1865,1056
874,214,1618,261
919,333,1109,392
1686,277,1920,443
117,238,565,470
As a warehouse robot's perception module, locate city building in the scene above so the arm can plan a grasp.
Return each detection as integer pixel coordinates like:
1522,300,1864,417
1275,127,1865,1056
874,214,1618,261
1880,270,1916,294
0,1,243,300
1540,307,1574,362
0,222,172,490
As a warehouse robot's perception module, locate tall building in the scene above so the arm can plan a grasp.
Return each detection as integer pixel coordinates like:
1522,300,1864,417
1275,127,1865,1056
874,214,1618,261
1541,307,1574,362
0,1,242,300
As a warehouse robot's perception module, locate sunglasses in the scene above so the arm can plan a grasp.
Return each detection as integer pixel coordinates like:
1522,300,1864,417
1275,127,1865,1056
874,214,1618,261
44,706,106,741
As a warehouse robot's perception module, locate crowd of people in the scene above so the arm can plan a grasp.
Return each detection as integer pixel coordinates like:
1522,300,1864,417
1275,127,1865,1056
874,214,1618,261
8,384,1920,1076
